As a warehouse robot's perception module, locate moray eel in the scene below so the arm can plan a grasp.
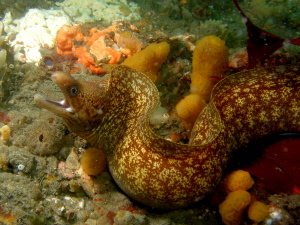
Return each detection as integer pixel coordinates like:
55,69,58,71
34,64,300,209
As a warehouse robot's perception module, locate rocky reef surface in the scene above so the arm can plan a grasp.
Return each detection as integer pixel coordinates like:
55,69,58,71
0,0,299,224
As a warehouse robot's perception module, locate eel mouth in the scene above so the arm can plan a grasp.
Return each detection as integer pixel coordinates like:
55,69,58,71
34,71,80,117
34,94,74,116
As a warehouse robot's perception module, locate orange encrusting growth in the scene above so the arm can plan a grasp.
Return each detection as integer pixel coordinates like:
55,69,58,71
56,24,122,74
56,25,84,55
80,147,107,176
176,35,228,131
55,24,165,75
122,42,170,82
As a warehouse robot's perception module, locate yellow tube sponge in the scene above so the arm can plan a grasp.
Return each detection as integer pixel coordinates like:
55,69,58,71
219,190,251,225
175,93,206,131
122,42,170,82
175,36,228,133
190,35,228,101
247,201,268,223
222,170,254,194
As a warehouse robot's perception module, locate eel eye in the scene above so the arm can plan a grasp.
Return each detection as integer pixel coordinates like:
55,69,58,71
68,85,79,96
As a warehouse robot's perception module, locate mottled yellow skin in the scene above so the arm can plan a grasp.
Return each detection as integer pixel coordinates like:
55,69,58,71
34,64,300,209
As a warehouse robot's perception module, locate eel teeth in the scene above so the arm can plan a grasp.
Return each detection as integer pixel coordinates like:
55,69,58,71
45,99,70,109
46,99,74,113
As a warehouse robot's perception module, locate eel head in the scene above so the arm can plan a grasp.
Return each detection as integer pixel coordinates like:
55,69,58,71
34,71,109,137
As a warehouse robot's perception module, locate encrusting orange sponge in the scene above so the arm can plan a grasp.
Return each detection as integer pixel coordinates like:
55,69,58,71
56,25,84,55
222,170,254,194
219,190,251,225
56,24,122,74
175,35,228,131
80,147,106,176
122,42,170,82
247,201,268,223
